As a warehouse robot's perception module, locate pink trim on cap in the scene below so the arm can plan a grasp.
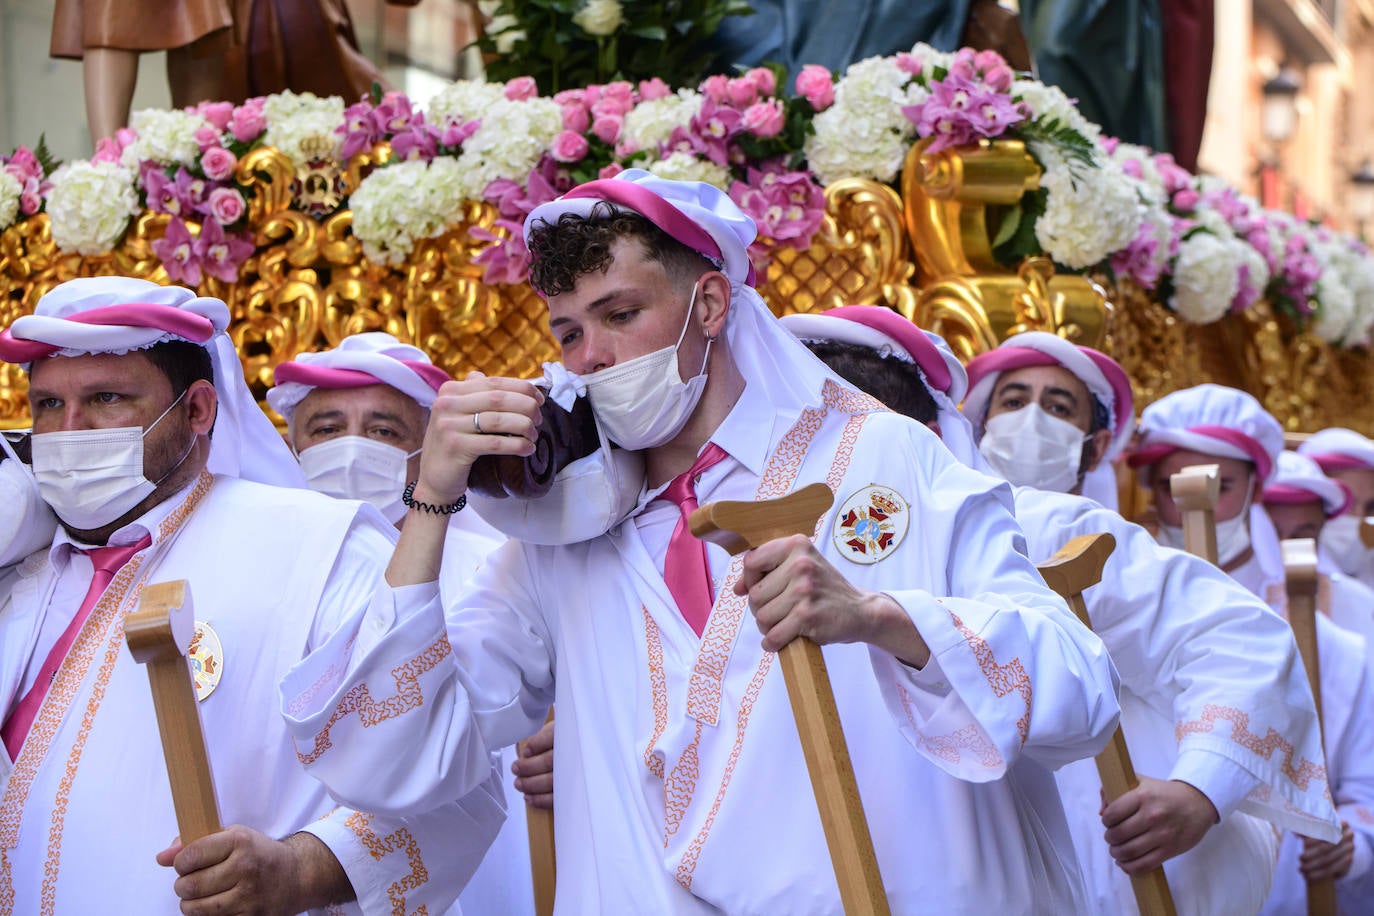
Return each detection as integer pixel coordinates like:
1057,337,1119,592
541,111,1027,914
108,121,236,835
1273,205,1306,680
0,302,217,362
1262,482,1353,517
1126,442,1179,469
558,180,756,285
1188,425,1273,481
822,305,953,395
399,359,452,393
1306,452,1374,473
964,348,1059,393
272,363,389,390
1081,347,1135,439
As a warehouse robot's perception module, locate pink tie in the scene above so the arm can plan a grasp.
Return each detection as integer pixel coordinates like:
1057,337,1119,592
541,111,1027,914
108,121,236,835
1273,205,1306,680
656,443,728,636
2,536,150,760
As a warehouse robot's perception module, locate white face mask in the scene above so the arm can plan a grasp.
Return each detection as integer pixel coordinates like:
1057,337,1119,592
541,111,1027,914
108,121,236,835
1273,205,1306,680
1320,514,1370,578
978,403,1088,493
298,435,419,524
30,390,193,531
1157,480,1254,566
581,282,711,451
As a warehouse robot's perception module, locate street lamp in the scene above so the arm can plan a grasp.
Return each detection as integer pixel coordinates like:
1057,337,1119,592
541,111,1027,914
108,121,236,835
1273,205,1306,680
1351,160,1374,238
1261,65,1302,145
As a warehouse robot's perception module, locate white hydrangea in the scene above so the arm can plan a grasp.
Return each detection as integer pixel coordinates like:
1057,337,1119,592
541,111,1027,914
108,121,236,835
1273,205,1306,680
620,89,702,155
1312,270,1356,344
0,170,20,232
1170,231,1239,324
904,42,954,77
1014,79,1100,143
427,79,508,125
350,158,470,264
120,108,210,168
1232,234,1271,304
1341,246,1374,345
46,160,140,255
804,56,918,185
1032,144,1141,269
455,97,563,193
262,91,346,167
643,152,731,189
1106,141,1167,207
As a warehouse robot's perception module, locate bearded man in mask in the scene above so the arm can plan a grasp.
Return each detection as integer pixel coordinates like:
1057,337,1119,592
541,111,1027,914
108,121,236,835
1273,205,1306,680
280,171,1124,913
786,309,1335,916
1130,385,1374,913
0,277,505,915
1296,428,1374,589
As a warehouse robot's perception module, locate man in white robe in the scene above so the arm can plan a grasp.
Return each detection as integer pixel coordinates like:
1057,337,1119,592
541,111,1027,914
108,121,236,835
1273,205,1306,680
0,278,504,915
1263,449,1374,651
1296,427,1374,589
786,311,1336,916
268,333,536,916
279,171,1123,913
1130,386,1374,913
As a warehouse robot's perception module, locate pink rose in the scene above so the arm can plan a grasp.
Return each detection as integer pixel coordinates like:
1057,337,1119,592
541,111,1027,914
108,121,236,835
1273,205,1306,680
551,130,590,163
504,76,539,101
19,185,41,216
206,186,246,225
638,78,671,101
561,103,591,134
1172,188,1200,212
194,125,222,152
795,65,835,111
726,77,758,108
602,81,635,109
592,113,623,144
742,100,785,138
92,136,123,164
554,88,586,107
983,63,1015,92
701,74,730,102
201,146,238,181
895,52,923,76
230,103,266,142
197,101,234,131
745,67,777,97
598,162,625,180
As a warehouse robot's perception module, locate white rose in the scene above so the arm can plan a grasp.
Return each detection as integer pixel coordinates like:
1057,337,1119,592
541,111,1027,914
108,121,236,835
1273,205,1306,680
573,0,624,36
46,160,140,255
1171,231,1239,325
0,170,20,232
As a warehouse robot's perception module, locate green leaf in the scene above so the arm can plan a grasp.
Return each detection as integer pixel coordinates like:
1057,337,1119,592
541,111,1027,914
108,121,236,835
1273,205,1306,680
991,203,1023,249
626,24,667,40
369,81,384,105
33,134,63,178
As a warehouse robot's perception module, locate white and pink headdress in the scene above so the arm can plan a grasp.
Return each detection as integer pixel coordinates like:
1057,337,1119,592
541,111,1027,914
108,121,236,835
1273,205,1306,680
1263,450,1353,518
1296,427,1374,476
267,332,451,422
961,331,1137,462
0,277,303,487
778,305,985,467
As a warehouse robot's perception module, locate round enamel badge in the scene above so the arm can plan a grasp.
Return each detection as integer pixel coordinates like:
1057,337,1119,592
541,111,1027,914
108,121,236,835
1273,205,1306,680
186,621,223,702
833,485,909,564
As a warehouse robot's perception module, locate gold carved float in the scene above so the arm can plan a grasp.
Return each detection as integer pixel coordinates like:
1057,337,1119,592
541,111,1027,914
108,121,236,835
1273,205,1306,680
1,139,1371,434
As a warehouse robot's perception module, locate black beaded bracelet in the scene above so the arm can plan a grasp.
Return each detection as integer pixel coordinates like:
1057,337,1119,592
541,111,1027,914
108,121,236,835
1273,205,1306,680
402,481,466,515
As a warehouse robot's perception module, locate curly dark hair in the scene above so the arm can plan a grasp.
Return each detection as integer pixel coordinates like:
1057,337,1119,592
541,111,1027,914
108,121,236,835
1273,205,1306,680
802,340,940,425
526,204,718,297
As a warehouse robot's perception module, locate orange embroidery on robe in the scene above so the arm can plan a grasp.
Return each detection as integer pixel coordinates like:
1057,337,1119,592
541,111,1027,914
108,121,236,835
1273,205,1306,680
1175,704,1328,792
894,683,1003,769
1356,806,1374,826
345,811,430,916
296,635,453,766
642,608,668,780
3,472,214,915
947,611,1032,745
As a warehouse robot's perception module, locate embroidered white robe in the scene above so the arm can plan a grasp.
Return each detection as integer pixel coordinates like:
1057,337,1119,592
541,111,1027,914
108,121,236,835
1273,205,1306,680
284,380,1121,914
0,473,504,915
1015,488,1337,916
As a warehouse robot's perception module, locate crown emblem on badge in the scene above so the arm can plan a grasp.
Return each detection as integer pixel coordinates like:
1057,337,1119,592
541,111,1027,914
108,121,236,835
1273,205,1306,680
869,491,900,516
832,484,909,565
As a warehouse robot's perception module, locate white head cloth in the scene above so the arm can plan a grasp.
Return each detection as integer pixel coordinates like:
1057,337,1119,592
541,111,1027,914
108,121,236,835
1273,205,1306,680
1134,383,1286,582
267,332,451,422
1,277,304,487
1296,427,1374,474
1264,450,1352,517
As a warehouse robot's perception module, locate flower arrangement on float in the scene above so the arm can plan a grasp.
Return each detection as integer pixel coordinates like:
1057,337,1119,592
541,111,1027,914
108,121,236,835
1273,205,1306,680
6,42,1374,346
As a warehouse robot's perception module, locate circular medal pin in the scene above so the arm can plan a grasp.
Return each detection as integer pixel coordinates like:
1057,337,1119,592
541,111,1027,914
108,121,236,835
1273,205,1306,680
186,620,223,701
832,485,908,564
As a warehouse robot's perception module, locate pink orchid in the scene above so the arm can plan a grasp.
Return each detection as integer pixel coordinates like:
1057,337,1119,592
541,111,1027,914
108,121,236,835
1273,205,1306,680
1110,220,1165,290
729,164,825,248
438,119,480,149
339,99,380,159
691,97,744,165
152,217,202,285
374,93,418,134
391,123,439,162
195,219,255,283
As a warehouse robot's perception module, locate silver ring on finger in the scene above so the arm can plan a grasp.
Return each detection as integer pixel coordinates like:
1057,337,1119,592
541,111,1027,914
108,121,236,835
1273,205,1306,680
472,412,483,434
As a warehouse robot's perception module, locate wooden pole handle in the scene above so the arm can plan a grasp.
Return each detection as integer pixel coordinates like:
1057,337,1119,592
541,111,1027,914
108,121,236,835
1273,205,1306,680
691,483,889,915
1038,534,1177,916
1170,465,1220,566
124,580,222,845
522,709,557,916
1360,517,1374,550
1280,539,1337,916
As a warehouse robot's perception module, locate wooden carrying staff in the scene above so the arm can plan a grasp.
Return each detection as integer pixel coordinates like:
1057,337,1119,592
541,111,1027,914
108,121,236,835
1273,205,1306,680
691,482,889,916
123,580,222,844
1281,539,1338,916
1036,533,1177,916
1360,516,1374,550
1169,465,1221,566
522,709,556,916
